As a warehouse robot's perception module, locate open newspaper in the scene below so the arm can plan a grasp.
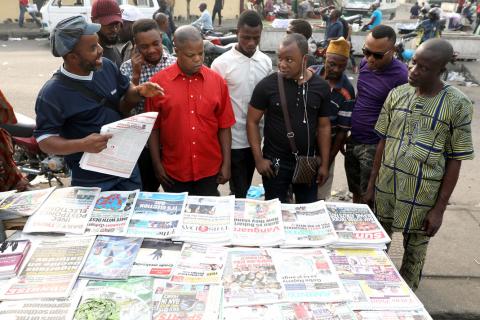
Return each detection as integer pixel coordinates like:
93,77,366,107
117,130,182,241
0,190,16,205
354,308,433,320
170,243,228,284
130,239,182,278
127,192,187,239
23,187,101,234
269,248,348,303
326,202,390,248
0,236,95,300
277,302,356,320
281,201,338,247
0,187,55,220
85,190,140,236
74,277,154,320
232,199,285,246
79,112,158,178
176,195,235,244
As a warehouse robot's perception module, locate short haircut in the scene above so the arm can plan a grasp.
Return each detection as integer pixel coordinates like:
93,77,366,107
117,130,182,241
371,24,396,44
174,25,203,48
330,9,342,19
288,19,312,40
154,12,168,24
282,33,308,56
132,18,160,36
237,10,263,29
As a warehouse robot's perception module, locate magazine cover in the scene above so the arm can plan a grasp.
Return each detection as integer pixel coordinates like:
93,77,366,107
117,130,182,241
85,190,140,236
130,240,182,278
0,187,55,220
277,302,356,320
80,236,142,280
0,240,31,278
127,192,187,239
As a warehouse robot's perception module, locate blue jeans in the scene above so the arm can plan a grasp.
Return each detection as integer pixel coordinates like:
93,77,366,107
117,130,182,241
19,4,26,27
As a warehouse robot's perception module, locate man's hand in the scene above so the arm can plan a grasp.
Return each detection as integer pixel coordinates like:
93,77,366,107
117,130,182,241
363,185,375,209
422,206,445,237
153,162,174,188
81,133,112,153
136,82,165,98
316,163,329,186
216,162,231,184
255,158,274,178
131,46,144,82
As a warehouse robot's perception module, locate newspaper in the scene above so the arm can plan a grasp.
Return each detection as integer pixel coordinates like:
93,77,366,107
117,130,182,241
269,248,348,303
223,305,283,320
74,277,154,320
130,239,182,278
327,248,423,310
223,249,285,307
277,302,356,319
326,202,390,247
152,279,168,312
232,199,285,246
23,187,101,234
127,192,187,239
354,308,433,320
0,187,55,220
85,190,140,236
79,112,158,178
0,236,95,300
80,236,142,280
153,283,223,320
176,195,235,244
0,190,16,205
281,201,338,248
0,280,88,320
170,243,228,285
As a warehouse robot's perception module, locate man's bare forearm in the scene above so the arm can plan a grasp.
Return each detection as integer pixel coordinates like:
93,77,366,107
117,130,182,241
247,106,265,162
148,129,162,164
317,117,331,169
119,84,142,115
218,127,232,165
366,138,386,191
434,159,461,210
38,136,86,155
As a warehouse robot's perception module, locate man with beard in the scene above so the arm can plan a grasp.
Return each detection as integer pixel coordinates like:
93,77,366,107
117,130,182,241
119,4,143,62
120,19,176,191
34,16,164,191
91,0,123,67
145,26,235,196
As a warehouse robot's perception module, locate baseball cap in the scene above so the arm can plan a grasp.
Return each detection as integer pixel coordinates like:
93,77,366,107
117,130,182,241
91,0,123,26
120,4,143,22
50,15,101,57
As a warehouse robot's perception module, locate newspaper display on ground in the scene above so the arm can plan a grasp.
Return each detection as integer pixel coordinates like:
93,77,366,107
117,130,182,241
170,243,228,284
326,202,391,248
74,277,154,320
232,199,285,246
130,239,182,278
223,248,285,307
23,187,101,234
153,282,223,320
176,195,235,244
79,112,158,178
0,191,16,205
354,308,433,319
277,302,356,319
281,201,338,248
0,280,88,320
269,248,348,303
127,192,187,239
327,248,423,310
0,187,55,220
0,236,95,300
80,236,142,280
85,190,140,236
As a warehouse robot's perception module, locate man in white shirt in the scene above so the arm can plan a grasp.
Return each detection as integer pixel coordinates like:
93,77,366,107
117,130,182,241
211,10,272,198
191,2,213,31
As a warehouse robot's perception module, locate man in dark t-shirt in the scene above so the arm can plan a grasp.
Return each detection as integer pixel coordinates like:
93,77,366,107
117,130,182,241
247,34,332,204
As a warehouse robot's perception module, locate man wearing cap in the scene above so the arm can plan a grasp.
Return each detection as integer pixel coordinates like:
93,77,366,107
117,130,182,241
34,16,163,191
191,2,213,32
309,37,355,200
91,0,123,67
119,4,143,62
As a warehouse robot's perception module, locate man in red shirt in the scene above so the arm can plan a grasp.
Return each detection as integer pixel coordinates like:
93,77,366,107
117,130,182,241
146,25,235,196
19,0,42,28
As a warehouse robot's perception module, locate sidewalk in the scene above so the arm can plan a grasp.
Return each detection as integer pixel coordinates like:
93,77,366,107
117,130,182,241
0,22,48,40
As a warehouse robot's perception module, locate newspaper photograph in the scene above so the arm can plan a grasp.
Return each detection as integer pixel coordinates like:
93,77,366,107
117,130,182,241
223,249,285,307
80,112,158,178
277,302,356,320
85,190,140,236
127,192,187,239
232,199,285,246
23,187,101,234
152,279,167,312
0,236,95,300
281,201,338,248
130,239,183,278
0,187,55,220
269,248,348,303
177,195,235,244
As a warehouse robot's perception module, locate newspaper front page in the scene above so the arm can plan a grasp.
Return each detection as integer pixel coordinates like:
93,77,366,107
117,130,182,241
278,302,356,319
130,240,182,278
0,187,55,220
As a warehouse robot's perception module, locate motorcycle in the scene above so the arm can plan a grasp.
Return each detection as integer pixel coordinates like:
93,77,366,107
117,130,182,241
203,40,236,67
0,112,68,186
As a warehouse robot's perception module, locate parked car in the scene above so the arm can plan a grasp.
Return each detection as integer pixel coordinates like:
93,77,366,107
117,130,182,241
39,0,159,33
343,0,399,20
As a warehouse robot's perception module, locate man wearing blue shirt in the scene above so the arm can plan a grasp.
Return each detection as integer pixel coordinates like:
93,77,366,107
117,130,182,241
324,9,344,42
191,2,213,31
364,3,383,30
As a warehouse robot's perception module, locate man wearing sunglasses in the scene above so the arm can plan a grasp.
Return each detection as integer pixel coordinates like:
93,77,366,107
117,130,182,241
345,25,408,204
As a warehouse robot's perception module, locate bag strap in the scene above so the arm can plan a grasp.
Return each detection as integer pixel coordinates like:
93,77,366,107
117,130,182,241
277,73,298,155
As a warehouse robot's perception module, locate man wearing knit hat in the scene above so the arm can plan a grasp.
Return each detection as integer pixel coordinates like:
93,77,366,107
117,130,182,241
119,4,143,62
91,0,123,67
310,37,355,200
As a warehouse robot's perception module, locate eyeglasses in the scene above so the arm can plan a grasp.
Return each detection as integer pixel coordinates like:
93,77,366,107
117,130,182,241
362,46,393,60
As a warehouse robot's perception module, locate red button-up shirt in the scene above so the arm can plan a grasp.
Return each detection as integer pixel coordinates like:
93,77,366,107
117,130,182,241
145,63,235,182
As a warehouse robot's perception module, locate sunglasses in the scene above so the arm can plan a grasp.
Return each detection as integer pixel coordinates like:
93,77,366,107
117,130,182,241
362,46,393,60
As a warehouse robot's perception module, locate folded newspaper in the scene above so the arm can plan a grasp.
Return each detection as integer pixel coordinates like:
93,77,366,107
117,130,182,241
0,187,55,221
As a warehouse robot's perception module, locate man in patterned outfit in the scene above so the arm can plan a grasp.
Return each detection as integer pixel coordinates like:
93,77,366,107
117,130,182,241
365,39,474,290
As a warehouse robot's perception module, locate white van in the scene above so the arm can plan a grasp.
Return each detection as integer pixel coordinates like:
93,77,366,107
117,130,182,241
40,0,159,33
343,0,399,20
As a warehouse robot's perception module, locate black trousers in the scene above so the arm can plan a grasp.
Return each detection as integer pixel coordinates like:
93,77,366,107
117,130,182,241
212,7,222,25
138,148,160,192
229,148,256,198
163,175,219,196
